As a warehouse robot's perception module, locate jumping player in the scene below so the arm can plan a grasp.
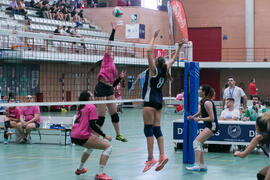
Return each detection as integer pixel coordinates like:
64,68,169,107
71,90,113,180
234,112,270,180
94,22,127,142
142,29,184,173
186,85,219,171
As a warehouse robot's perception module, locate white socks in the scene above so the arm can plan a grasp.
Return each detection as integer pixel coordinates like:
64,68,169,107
99,165,105,174
79,162,85,170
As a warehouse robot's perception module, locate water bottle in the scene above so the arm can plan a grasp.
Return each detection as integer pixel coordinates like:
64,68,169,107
43,119,47,128
47,116,51,129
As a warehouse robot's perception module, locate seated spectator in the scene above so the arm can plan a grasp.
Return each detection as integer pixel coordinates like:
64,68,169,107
3,97,21,144
242,95,267,121
61,26,68,35
17,0,27,15
66,26,72,34
54,25,62,34
24,19,32,50
220,98,240,120
17,95,40,143
9,0,18,16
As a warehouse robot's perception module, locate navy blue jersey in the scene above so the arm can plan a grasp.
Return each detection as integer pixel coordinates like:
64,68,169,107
200,99,219,133
142,67,166,104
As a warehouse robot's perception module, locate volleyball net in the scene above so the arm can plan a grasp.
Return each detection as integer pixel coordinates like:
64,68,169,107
0,29,189,104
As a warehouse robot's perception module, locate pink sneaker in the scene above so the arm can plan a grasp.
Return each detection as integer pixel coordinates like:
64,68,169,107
142,158,157,173
95,173,112,180
155,155,168,171
75,168,87,175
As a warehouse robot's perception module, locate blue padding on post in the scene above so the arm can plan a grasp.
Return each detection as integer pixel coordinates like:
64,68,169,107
183,62,200,164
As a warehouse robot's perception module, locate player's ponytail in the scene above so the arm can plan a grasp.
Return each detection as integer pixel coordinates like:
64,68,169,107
202,84,215,101
156,57,172,81
74,90,90,123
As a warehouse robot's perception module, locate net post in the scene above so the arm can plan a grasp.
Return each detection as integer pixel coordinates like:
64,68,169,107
183,61,199,164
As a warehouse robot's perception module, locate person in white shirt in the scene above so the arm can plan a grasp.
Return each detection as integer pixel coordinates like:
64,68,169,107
223,77,247,112
220,98,240,120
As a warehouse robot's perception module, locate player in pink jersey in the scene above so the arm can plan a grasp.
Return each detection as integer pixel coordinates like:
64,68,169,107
17,95,40,143
71,90,113,180
93,22,127,142
3,96,21,144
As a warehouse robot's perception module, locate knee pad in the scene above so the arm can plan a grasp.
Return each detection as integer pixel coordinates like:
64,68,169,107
4,121,11,128
144,125,153,137
96,116,105,127
111,113,119,123
193,140,202,152
257,173,265,180
102,146,112,156
83,148,93,155
153,126,163,139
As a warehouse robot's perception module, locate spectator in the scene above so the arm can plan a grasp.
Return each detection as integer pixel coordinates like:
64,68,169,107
10,0,18,16
242,95,266,121
66,26,72,34
220,98,240,120
61,26,68,35
249,78,258,100
17,95,40,143
223,77,247,112
24,19,32,50
17,0,27,15
3,97,21,144
54,25,62,34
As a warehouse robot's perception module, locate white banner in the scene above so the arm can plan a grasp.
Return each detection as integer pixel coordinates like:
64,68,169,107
125,24,139,39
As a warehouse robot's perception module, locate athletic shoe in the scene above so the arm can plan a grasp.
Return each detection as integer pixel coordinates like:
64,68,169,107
186,165,201,171
142,158,157,173
200,165,208,172
95,173,112,180
3,138,8,144
115,134,128,142
155,155,168,171
75,168,87,175
7,129,12,135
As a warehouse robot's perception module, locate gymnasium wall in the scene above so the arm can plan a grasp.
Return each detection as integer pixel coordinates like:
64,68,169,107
83,7,176,45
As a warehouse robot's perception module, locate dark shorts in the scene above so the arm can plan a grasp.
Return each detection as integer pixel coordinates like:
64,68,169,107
94,82,114,97
205,122,219,134
143,102,163,110
34,121,40,128
71,137,88,146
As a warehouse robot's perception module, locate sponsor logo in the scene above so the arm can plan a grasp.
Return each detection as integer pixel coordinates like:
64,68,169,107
227,125,241,138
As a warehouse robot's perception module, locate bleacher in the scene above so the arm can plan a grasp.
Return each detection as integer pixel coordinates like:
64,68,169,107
0,0,110,40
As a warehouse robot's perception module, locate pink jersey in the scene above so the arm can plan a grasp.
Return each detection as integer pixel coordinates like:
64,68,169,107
71,104,98,139
97,53,118,85
6,107,21,120
21,106,40,124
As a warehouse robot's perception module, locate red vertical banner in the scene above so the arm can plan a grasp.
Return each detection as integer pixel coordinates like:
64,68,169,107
171,0,188,42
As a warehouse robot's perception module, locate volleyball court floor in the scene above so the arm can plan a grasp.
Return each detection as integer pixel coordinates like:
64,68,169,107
0,108,267,180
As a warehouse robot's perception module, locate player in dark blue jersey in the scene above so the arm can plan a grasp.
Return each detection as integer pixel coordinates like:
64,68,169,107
142,29,184,173
186,84,219,172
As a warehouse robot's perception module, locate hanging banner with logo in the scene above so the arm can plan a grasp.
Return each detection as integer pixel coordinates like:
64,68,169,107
167,0,174,43
125,24,145,39
171,0,188,42
173,119,256,144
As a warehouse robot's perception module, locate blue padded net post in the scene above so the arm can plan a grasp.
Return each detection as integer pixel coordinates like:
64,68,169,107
183,62,200,164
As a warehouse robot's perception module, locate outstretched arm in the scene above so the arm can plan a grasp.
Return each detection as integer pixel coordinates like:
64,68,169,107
234,134,263,158
106,22,118,57
167,40,186,69
146,30,160,76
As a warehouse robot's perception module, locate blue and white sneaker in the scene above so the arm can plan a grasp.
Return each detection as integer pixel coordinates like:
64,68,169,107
200,165,208,172
4,138,8,144
186,165,200,171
